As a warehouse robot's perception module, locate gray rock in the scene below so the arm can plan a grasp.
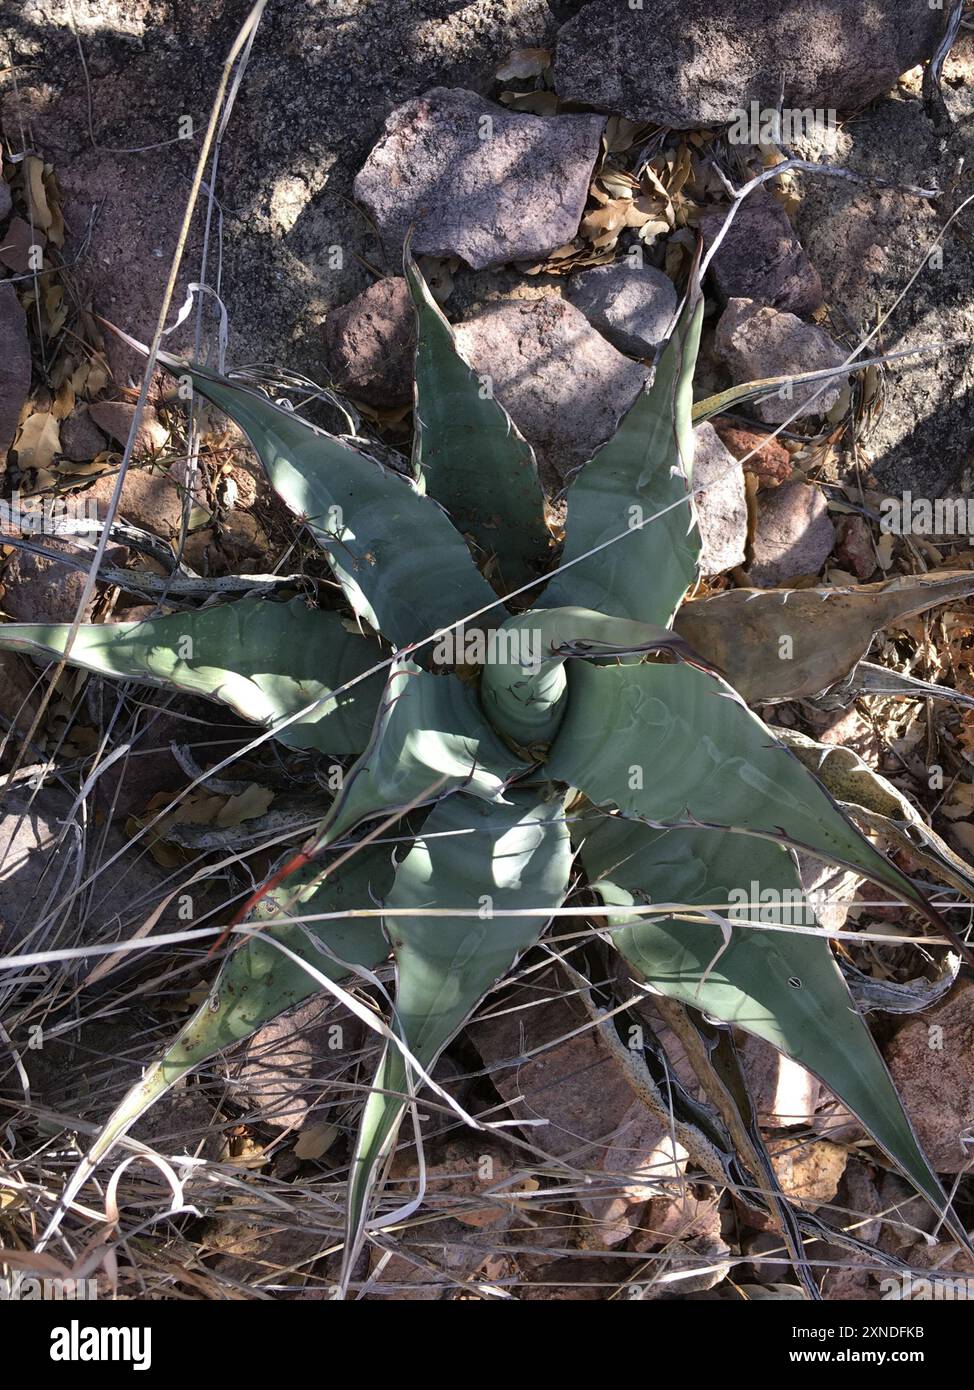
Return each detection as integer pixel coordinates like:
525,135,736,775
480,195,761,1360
0,282,30,461
691,423,747,575
0,178,11,223
2,538,99,624
0,791,74,953
85,467,189,540
714,298,847,425
700,193,823,317
323,276,415,407
554,0,947,127
453,295,647,490
354,87,605,270
747,480,836,586
793,94,974,498
59,407,107,462
0,216,39,275
884,979,974,1174
2,534,128,626
566,262,677,356
468,972,687,1249
796,852,862,934
740,1034,820,1129
87,399,168,454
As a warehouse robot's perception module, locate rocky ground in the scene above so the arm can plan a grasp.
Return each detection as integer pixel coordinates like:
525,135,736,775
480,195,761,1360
2,0,974,1301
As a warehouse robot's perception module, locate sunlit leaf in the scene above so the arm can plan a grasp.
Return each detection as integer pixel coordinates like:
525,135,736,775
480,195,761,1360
160,356,496,648
0,598,384,755
547,658,958,938
579,813,960,1238
407,248,550,592
541,279,703,626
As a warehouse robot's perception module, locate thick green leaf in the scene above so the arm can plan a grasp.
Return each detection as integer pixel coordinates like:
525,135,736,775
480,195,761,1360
162,847,393,1079
579,814,959,1233
479,605,711,751
540,285,703,626
160,356,496,648
546,659,955,935
313,659,528,854
0,598,383,755
406,250,550,591
343,788,573,1287
39,844,394,1243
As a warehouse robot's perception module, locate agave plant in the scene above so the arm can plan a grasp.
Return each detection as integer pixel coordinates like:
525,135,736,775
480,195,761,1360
4,249,973,1292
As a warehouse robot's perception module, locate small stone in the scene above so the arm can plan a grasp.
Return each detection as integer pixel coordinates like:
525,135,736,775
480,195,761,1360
59,407,107,462
835,514,877,579
835,1162,884,1248
0,282,30,461
553,0,947,127
795,851,863,934
323,276,415,408
700,194,823,317
354,87,604,270
714,298,847,425
388,1140,521,1231
692,422,747,575
586,1101,688,1246
86,467,191,540
875,1172,941,1256
810,1160,885,1297
1,536,125,624
714,420,791,488
631,1185,722,1253
87,400,169,455
630,1189,730,1294
226,996,371,1131
740,1034,820,1129
453,296,646,489
747,480,836,585
883,978,974,1173
746,1137,848,1231
565,262,677,357
0,216,43,275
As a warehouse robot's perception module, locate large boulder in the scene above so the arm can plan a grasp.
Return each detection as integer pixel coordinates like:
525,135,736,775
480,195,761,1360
554,0,947,128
